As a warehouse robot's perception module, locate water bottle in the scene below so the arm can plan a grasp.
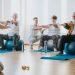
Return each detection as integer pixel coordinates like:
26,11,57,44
44,41,47,53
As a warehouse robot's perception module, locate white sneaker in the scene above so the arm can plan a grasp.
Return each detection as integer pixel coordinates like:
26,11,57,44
54,48,57,52
38,47,43,50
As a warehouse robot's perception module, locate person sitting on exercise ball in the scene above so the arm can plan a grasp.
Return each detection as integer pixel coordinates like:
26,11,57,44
39,15,60,51
57,12,75,55
0,13,19,50
29,17,43,50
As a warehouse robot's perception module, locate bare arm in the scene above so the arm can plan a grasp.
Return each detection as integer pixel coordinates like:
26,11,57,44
67,25,74,35
0,23,9,29
38,25,49,29
33,24,49,30
33,26,42,30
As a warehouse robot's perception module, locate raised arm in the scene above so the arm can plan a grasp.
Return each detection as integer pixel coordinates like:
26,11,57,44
67,23,74,35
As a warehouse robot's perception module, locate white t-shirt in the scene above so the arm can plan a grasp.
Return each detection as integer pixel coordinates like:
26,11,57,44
30,25,41,37
7,23,19,36
48,24,60,36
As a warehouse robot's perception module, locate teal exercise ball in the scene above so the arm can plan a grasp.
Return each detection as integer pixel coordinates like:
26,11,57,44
5,40,14,50
65,42,75,55
15,40,23,50
5,40,24,50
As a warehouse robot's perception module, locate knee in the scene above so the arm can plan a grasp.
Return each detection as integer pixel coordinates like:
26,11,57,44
61,35,67,41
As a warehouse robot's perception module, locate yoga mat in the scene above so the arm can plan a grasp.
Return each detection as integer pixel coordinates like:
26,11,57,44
33,49,54,53
41,54,75,60
0,50,13,53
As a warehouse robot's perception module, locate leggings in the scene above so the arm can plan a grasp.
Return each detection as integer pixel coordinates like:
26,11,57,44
59,35,75,53
9,34,20,49
0,34,9,49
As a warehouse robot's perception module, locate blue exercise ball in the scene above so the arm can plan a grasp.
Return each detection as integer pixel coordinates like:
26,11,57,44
65,42,75,55
5,40,14,50
5,40,24,51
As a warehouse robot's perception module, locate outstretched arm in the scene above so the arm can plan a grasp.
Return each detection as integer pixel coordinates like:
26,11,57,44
0,23,9,29
38,24,49,29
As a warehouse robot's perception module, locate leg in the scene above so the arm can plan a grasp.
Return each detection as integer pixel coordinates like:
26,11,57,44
12,34,20,50
30,36,41,50
52,35,60,51
58,35,75,55
29,37,36,50
58,35,71,54
59,36,67,53
39,35,51,47
2,34,9,40
70,35,75,42
0,34,8,49
0,34,4,49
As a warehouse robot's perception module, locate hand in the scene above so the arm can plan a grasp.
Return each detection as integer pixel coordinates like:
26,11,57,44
40,28,46,34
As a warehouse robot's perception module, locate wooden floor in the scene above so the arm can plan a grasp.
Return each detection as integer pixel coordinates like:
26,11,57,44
0,45,75,75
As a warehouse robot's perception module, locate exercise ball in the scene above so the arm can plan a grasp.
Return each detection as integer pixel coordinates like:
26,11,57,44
5,40,14,50
47,40,54,51
15,40,24,51
65,42,75,55
0,62,4,71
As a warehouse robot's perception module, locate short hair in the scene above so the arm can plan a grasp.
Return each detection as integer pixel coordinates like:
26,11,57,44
52,15,57,20
33,17,38,20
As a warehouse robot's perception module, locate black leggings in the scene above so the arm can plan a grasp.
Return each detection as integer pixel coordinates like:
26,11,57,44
13,34,20,46
59,35,75,53
40,35,60,50
9,34,20,49
0,34,20,49
0,34,9,49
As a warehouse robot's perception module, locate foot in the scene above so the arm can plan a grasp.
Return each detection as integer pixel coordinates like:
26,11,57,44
30,47,33,50
30,45,33,50
54,48,57,52
56,52,63,56
38,47,43,50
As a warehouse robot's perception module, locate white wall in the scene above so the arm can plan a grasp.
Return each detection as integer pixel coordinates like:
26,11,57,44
0,0,2,20
1,0,11,21
67,0,75,21
48,0,61,23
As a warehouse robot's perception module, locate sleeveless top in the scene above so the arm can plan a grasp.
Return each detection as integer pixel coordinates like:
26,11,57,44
48,24,60,36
